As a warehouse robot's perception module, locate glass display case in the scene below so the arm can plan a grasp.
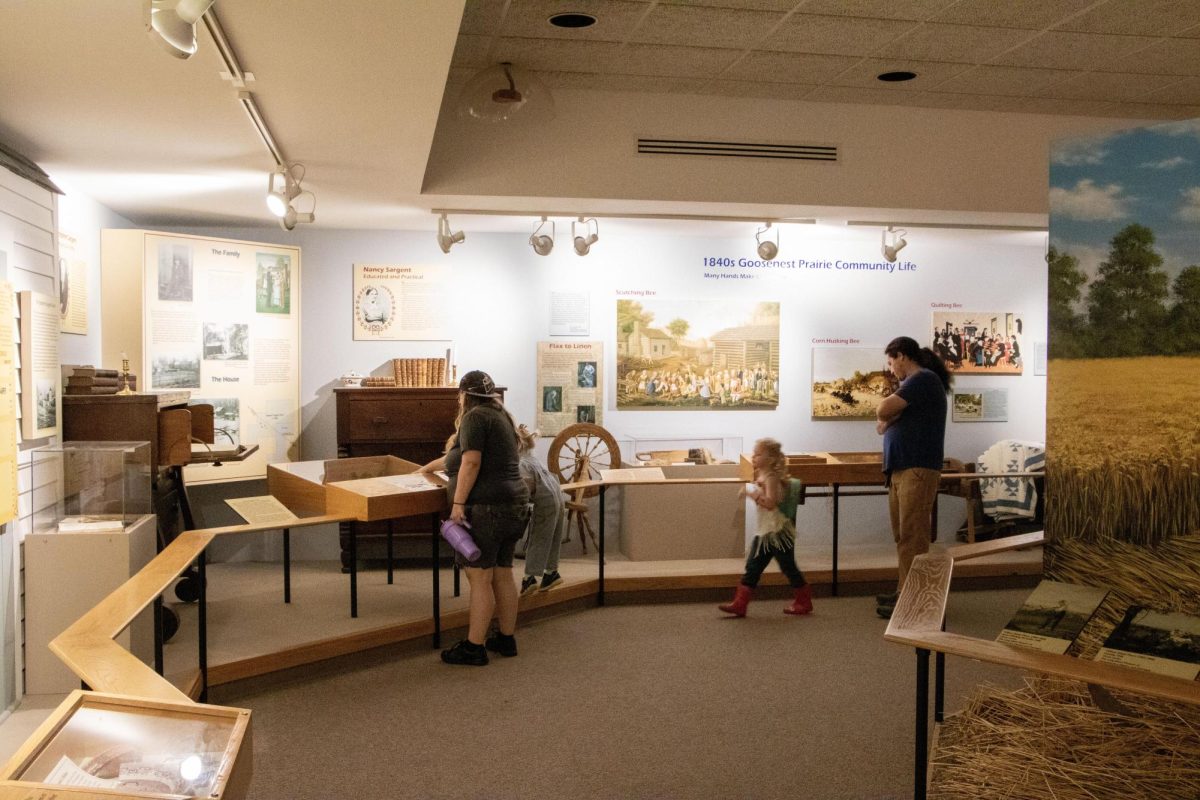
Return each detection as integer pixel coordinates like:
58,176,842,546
31,441,152,534
617,435,743,467
3,690,250,798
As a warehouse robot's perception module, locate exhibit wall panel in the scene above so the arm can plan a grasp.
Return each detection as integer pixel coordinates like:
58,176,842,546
172,223,1047,558
0,165,59,711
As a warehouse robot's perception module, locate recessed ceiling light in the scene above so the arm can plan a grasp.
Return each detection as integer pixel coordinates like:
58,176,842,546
877,71,917,82
549,12,597,28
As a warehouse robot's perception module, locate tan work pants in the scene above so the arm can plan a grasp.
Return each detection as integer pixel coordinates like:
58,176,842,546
888,467,940,592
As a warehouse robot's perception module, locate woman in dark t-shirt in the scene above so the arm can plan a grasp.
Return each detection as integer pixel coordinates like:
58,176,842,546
418,370,530,666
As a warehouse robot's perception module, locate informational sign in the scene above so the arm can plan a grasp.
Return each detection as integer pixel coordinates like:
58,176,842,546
536,341,602,436
549,291,590,336
140,233,301,484
952,388,1009,422
0,282,18,524
19,291,60,440
58,231,88,335
352,263,450,341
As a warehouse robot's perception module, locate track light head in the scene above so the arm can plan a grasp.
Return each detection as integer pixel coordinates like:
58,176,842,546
146,0,215,59
530,217,555,256
279,208,315,232
266,166,300,218
755,222,779,261
572,217,598,256
438,214,465,254
882,226,908,263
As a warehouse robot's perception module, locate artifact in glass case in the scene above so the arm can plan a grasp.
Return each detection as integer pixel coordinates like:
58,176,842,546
1,690,251,799
31,441,152,534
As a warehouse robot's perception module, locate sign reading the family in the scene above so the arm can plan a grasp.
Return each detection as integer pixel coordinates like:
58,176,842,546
616,297,780,410
353,264,450,341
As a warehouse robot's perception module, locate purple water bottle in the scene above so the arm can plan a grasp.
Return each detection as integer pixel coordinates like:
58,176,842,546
440,518,480,562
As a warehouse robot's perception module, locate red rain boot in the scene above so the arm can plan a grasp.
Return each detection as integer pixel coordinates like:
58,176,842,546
718,584,753,617
783,584,813,616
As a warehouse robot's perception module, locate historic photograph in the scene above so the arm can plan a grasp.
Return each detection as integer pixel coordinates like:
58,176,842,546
616,298,780,409
192,397,240,447
577,361,597,388
35,380,56,430
542,385,562,413
576,405,595,423
152,352,201,389
202,322,249,361
256,252,291,314
952,392,983,420
157,243,193,302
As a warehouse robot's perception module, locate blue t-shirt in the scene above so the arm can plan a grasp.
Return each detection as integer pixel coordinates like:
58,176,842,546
882,367,947,473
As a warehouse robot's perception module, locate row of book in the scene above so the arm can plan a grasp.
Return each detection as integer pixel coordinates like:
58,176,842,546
391,357,450,388
62,365,136,395
997,579,1200,680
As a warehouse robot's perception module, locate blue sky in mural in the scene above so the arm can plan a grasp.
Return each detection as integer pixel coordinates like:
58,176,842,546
1049,118,1200,286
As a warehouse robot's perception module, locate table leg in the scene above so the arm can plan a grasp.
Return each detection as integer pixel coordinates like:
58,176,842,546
387,519,395,585
198,549,208,703
350,521,358,619
153,596,164,675
283,528,291,604
914,648,930,800
431,512,441,648
598,485,606,607
831,483,840,597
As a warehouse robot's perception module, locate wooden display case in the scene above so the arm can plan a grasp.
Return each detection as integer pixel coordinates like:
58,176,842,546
332,386,502,568
0,690,251,799
739,451,885,486
267,455,447,522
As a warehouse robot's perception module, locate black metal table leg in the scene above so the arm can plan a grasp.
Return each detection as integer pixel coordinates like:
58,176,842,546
153,596,164,675
198,549,208,703
915,648,930,800
831,483,840,597
598,484,606,607
935,616,946,723
283,528,291,604
453,563,460,597
173,465,197,531
431,512,441,648
387,519,395,585
349,521,358,618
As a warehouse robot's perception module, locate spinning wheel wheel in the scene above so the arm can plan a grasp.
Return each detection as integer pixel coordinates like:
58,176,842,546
547,423,620,555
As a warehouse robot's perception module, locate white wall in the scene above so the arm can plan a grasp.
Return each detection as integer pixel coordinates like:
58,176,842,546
170,220,1047,557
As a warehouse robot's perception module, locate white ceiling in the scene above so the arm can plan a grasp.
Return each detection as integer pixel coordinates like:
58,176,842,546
1,0,1199,233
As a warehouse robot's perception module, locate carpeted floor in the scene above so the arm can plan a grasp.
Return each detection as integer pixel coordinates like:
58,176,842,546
213,589,1028,800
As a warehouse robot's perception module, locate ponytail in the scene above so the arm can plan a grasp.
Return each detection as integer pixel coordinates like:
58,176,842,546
885,336,951,393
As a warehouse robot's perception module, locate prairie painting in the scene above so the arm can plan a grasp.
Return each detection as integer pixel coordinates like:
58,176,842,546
616,299,780,410
810,347,895,420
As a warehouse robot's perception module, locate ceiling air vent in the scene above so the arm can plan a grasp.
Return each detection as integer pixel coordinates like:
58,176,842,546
637,138,837,162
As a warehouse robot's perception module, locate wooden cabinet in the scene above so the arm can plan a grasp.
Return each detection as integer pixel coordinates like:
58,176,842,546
335,387,505,568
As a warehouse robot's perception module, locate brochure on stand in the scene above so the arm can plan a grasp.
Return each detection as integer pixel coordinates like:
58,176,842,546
1094,606,1200,680
995,579,1109,654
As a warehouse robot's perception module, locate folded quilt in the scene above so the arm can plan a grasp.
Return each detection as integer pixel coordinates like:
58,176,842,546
977,440,1045,520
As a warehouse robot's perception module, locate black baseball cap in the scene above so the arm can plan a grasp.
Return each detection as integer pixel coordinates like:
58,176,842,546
459,369,501,398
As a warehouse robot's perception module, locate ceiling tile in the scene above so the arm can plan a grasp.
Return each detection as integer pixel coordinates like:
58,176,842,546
1099,101,1199,119
490,37,623,72
765,13,920,55
615,43,745,77
992,31,1159,71
1055,0,1200,37
929,0,1095,30
797,0,959,22
830,58,971,90
950,94,1036,112
906,91,968,108
629,5,787,49
805,84,932,106
539,72,686,93
498,0,649,42
1107,38,1200,76
655,0,800,10
1142,76,1200,104
723,51,862,84
934,64,1082,96
877,23,1036,63
460,0,508,36
1013,96,1117,115
1033,71,1183,102
702,79,819,100
450,34,493,69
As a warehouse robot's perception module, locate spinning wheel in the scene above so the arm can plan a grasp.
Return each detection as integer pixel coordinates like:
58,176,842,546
547,423,621,555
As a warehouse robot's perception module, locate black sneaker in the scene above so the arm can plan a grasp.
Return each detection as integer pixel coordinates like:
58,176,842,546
441,639,488,666
539,571,564,592
876,604,894,620
519,576,538,596
485,631,518,658
875,591,899,606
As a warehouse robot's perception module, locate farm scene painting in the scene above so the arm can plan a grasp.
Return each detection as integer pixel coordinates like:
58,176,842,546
1047,120,1200,548
810,347,895,420
616,299,779,410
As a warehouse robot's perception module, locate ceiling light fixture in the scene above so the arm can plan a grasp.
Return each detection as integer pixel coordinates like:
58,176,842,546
548,12,597,28
755,222,779,261
438,214,465,254
530,216,555,256
265,164,314,231
145,0,216,59
882,226,908,262
458,62,555,123
572,217,598,256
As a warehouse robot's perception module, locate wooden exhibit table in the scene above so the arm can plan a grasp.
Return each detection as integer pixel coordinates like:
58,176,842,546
884,532,1200,800
268,455,453,641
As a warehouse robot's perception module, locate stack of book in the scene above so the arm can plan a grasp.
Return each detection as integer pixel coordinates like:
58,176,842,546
361,376,397,387
391,357,448,388
63,365,136,395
